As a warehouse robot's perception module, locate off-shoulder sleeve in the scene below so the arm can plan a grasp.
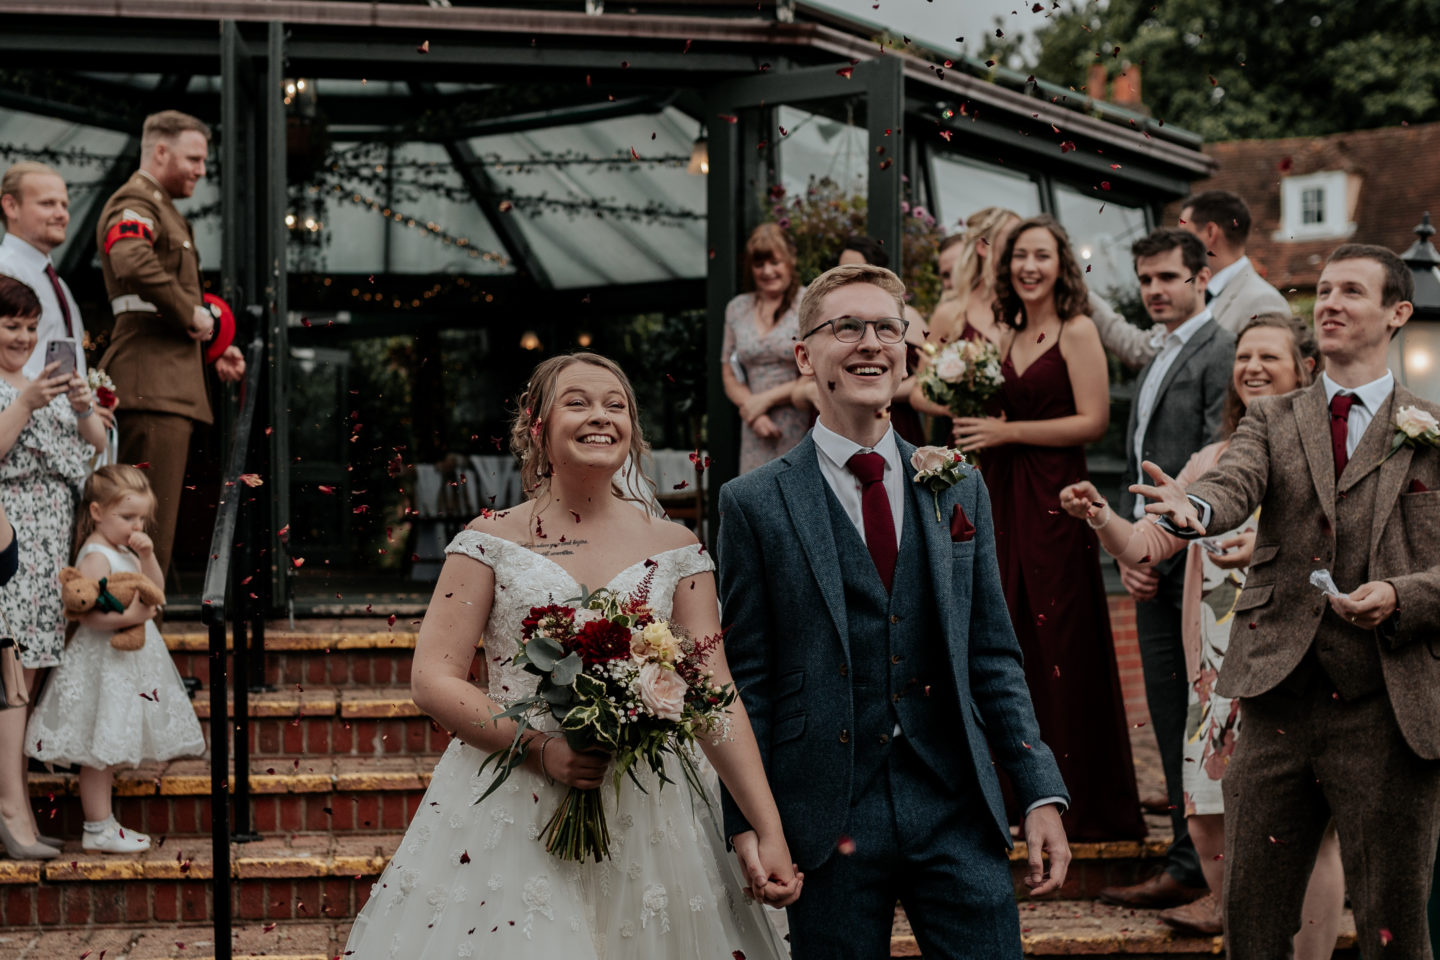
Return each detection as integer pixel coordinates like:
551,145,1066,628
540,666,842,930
665,542,716,582
445,529,505,569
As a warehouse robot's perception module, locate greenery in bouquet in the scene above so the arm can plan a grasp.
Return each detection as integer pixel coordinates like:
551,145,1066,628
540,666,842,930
764,177,944,310
917,338,1005,419
476,564,737,862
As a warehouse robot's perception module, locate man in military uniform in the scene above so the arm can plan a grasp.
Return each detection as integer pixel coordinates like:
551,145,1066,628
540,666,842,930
97,109,245,578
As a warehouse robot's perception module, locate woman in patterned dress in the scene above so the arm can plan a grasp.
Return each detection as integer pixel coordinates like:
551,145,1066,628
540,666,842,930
721,224,809,474
0,275,106,860
1060,314,1345,948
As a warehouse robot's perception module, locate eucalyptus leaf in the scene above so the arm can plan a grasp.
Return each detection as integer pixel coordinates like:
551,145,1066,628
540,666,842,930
527,635,564,671
551,652,583,686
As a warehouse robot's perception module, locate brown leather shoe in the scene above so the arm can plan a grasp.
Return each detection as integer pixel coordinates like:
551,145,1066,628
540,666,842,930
1098,871,1209,909
1159,892,1223,936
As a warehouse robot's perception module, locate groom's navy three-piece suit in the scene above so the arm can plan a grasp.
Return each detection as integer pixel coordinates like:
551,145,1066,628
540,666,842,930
718,429,1068,959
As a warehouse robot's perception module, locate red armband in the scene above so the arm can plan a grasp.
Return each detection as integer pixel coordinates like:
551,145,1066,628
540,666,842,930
103,220,156,255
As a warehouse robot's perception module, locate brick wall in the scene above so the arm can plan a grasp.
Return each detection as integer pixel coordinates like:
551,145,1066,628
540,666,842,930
1107,594,1150,728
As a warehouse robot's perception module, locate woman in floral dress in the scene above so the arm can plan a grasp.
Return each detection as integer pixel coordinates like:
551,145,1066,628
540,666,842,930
0,275,105,860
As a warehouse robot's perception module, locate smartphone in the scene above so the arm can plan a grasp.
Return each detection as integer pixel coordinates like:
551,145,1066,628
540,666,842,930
1199,537,1230,556
44,338,77,380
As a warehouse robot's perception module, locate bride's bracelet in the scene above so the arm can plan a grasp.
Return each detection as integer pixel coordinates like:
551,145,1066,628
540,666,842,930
538,736,557,786
1085,503,1112,531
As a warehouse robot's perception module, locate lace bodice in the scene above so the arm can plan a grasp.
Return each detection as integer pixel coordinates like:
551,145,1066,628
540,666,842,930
445,530,715,705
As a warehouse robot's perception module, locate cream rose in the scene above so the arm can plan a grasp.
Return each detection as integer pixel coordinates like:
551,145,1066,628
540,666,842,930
934,351,967,382
631,620,681,662
911,445,950,475
1396,405,1440,439
637,662,687,721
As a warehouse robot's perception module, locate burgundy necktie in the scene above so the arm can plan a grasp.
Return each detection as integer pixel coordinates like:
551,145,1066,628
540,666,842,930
847,452,897,591
1329,392,1356,478
43,263,77,341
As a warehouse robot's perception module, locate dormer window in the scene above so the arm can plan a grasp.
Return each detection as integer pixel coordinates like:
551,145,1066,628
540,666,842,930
1276,170,1356,241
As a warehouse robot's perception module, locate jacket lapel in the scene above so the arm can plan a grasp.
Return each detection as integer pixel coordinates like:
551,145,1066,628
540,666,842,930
895,437,960,651
1367,386,1414,556
1339,388,1398,494
775,434,850,655
1296,381,1338,516
1153,320,1218,403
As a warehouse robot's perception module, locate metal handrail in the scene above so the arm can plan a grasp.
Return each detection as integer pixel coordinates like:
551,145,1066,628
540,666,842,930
200,331,266,960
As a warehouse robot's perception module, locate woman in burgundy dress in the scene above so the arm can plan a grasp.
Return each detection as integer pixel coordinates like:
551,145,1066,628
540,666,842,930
953,214,1145,842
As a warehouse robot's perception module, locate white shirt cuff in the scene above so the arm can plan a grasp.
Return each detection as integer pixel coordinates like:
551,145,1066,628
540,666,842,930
1025,796,1067,816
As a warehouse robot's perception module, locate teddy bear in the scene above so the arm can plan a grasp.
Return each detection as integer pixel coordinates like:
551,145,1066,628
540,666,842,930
59,567,166,651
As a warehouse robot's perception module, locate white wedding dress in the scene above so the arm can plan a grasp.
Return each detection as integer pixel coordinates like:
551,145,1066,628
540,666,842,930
342,529,789,960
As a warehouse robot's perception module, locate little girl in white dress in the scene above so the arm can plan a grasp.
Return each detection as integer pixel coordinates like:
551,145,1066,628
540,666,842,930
26,464,205,852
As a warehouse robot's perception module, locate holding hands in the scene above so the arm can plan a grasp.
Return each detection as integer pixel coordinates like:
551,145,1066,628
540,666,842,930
732,829,804,908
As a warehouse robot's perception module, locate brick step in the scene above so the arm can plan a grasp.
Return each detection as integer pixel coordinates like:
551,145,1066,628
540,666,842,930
29,756,438,838
0,903,1359,958
189,685,452,756
163,623,425,688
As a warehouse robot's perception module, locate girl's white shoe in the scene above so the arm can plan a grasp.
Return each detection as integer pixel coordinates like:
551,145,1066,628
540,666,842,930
81,819,151,854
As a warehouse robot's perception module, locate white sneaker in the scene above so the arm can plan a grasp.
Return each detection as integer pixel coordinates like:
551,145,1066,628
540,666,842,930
82,821,151,853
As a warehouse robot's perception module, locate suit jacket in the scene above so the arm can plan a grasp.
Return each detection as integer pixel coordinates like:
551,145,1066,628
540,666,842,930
715,432,1067,869
1187,381,1440,757
96,171,212,425
1120,319,1235,565
1209,261,1289,334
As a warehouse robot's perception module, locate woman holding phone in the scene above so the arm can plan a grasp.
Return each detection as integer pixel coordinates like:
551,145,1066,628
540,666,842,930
0,274,104,860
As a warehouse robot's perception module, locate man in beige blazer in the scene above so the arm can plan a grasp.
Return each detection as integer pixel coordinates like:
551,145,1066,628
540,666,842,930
1138,244,1440,958
1179,190,1289,333
98,110,245,577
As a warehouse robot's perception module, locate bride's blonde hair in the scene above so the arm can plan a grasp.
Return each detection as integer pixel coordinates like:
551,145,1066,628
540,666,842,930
509,352,658,512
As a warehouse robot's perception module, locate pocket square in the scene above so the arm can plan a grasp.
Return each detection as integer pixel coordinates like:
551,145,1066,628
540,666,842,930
1410,479,1430,494
950,503,976,542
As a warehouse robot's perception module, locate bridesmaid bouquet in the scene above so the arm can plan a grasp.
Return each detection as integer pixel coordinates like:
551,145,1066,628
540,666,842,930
87,368,118,409
917,339,1004,418
477,567,737,862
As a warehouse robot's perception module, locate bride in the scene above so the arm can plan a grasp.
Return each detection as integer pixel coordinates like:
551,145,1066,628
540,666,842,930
343,353,801,959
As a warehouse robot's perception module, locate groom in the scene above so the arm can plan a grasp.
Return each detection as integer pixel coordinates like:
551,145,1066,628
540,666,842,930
717,263,1070,959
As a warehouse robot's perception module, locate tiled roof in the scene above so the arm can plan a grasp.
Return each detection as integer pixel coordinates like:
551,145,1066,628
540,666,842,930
1162,122,1440,293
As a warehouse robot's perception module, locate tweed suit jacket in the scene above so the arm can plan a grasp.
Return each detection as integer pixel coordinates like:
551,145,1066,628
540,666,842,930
1120,319,1236,562
1186,381,1440,758
715,432,1067,870
1209,261,1289,335
96,172,212,425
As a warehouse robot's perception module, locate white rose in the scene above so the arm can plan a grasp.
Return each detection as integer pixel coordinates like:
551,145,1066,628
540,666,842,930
934,351,966,382
910,445,950,475
637,662,687,721
1396,405,1440,439
632,620,681,662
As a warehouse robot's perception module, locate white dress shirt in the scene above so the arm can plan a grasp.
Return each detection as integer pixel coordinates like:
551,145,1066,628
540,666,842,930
1206,255,1252,299
812,418,904,541
1132,308,1213,518
0,233,87,380
1322,370,1394,459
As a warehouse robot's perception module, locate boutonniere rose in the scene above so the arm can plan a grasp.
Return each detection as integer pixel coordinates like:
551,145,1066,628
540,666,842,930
911,445,969,521
1389,405,1440,459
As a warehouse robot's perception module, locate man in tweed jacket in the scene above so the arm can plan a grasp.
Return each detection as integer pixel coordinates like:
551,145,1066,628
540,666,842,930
1139,244,1440,959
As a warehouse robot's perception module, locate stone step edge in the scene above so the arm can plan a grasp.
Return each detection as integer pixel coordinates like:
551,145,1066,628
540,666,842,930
0,835,1168,885
30,760,439,798
164,631,420,652
189,687,425,720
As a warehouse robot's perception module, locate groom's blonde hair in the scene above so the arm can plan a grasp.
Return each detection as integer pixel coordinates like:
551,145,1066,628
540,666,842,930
798,264,906,337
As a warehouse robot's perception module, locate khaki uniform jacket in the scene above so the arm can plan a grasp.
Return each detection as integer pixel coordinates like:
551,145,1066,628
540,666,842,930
96,171,211,425
1187,380,1440,757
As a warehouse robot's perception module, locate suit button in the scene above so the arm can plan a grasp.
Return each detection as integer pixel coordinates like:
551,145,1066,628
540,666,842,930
890,654,902,664
878,734,890,744
839,729,850,744
891,693,902,703
1313,607,1322,616
889,615,900,624
839,664,849,677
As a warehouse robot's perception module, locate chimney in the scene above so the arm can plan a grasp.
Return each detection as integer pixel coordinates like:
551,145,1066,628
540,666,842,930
1112,65,1147,113
1087,64,1107,101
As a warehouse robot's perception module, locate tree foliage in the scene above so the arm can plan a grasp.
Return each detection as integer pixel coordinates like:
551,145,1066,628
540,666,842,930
982,0,1440,140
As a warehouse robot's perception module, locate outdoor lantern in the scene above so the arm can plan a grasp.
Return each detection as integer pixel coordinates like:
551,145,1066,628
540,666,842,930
688,130,709,176
1396,212,1440,403
519,330,543,351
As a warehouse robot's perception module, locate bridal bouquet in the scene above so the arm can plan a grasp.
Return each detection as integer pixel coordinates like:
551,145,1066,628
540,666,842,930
917,338,1004,418
477,567,737,862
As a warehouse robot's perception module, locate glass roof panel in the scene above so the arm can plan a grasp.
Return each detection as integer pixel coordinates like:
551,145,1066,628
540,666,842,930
776,104,867,199
1053,182,1148,298
929,152,1043,233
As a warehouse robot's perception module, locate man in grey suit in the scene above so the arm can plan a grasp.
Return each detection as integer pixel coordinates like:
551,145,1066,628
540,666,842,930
1179,190,1289,332
1139,244,1440,959
717,263,1070,959
1100,228,1235,909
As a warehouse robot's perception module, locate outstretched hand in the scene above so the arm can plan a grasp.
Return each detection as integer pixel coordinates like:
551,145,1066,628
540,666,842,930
732,830,804,907
1130,460,1206,535
1059,481,1104,521
1022,803,1070,897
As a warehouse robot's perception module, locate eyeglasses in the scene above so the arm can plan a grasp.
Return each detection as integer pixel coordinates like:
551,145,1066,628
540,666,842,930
802,316,909,344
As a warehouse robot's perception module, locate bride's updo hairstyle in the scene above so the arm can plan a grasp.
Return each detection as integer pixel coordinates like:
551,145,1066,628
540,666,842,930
510,352,657,511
